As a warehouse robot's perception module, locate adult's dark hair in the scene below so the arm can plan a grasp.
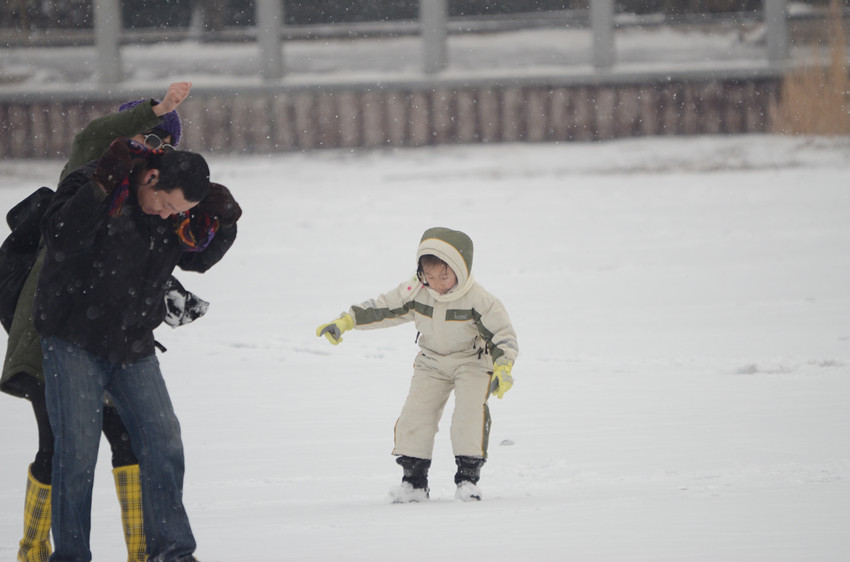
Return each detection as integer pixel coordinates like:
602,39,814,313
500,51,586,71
149,151,210,202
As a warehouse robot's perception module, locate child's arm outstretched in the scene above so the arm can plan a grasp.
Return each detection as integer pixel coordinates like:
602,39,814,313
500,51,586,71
316,276,422,345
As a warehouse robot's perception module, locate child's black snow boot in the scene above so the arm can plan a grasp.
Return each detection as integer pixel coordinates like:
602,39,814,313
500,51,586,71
389,455,431,503
397,455,431,490
454,456,485,501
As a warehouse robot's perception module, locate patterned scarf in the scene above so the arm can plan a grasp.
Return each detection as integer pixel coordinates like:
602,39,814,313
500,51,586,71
174,211,220,252
107,176,131,217
110,186,219,251
107,140,160,217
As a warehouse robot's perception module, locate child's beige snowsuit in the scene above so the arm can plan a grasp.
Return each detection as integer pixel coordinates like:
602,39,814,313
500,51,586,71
348,227,518,459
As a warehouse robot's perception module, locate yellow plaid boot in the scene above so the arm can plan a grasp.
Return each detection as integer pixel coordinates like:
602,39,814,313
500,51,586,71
17,465,52,562
113,464,147,562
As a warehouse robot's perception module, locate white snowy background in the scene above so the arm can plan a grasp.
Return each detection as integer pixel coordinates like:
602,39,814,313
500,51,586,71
0,133,848,561
1,14,850,561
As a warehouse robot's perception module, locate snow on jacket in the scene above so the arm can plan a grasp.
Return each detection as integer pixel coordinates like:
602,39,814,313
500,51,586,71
348,227,518,365
33,162,236,364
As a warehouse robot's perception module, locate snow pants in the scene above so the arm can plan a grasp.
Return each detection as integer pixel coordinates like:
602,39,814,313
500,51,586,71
392,351,492,460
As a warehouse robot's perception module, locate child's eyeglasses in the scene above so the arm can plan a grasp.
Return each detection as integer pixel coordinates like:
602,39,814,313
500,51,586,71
144,133,175,152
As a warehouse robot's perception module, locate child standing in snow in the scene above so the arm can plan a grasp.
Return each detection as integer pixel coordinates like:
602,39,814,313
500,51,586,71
316,227,518,502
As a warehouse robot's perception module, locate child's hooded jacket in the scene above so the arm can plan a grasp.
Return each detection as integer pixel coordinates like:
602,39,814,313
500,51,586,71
348,227,518,366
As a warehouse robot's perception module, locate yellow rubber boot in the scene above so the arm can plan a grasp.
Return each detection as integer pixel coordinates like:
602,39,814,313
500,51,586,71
113,464,147,562
17,465,52,562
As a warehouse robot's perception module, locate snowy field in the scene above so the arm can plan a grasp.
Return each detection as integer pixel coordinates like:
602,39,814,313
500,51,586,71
0,134,849,561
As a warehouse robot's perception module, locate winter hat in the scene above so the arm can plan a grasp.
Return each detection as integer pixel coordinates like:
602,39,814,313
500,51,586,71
416,227,474,292
118,99,182,147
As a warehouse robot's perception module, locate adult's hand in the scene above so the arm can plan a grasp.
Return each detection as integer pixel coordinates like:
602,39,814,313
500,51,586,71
154,81,192,116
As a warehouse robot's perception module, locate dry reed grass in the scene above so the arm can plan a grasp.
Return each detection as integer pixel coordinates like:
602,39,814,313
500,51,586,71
771,0,850,135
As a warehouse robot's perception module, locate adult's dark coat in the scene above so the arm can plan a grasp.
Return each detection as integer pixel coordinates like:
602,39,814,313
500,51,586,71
2,100,173,397
34,163,235,364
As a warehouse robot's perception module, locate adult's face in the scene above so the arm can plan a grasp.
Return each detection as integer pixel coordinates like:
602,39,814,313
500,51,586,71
136,169,197,219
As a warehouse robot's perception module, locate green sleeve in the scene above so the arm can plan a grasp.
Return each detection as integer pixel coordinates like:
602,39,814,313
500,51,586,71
59,100,163,182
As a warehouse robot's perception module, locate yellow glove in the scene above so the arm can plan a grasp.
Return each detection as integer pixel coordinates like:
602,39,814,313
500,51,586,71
489,359,514,399
316,313,354,345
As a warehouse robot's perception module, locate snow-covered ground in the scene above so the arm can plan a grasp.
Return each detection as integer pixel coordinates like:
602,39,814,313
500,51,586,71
0,133,848,560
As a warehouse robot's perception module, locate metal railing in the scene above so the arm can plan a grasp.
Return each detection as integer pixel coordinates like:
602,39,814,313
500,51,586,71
85,0,790,84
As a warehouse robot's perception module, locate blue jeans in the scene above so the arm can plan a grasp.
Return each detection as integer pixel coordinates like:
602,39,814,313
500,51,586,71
42,337,196,562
